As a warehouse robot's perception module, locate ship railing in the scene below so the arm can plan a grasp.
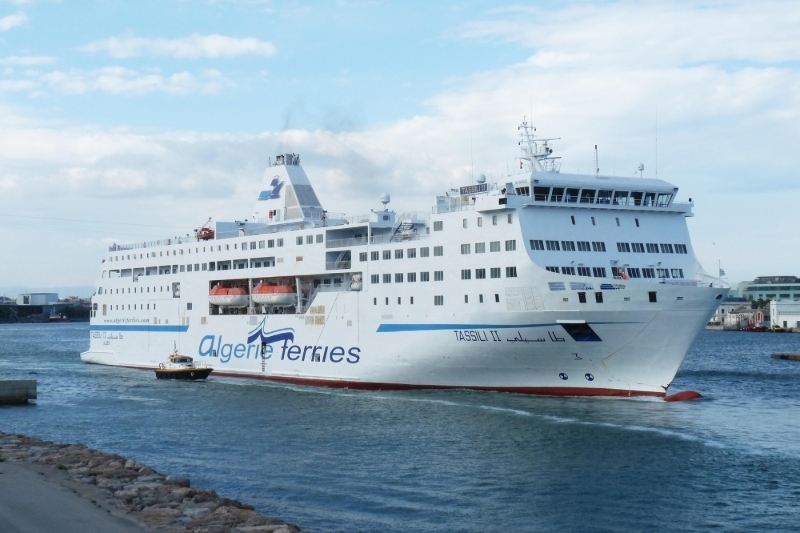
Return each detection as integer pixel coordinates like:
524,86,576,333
110,236,199,252
395,211,430,222
432,203,476,214
326,232,429,249
661,279,701,286
326,261,351,270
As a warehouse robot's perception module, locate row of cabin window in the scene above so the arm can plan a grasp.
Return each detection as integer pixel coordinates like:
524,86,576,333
616,243,688,254
374,294,501,306
460,241,516,254
531,240,607,252
370,267,518,285
109,239,286,262
546,265,685,279
531,186,673,207
296,234,325,245
359,247,442,261
106,303,156,311
99,286,170,295
431,213,515,232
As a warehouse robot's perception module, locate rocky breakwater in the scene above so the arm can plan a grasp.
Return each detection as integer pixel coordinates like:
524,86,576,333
0,431,310,533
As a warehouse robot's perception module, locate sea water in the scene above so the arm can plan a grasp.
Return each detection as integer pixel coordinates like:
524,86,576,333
1,323,799,533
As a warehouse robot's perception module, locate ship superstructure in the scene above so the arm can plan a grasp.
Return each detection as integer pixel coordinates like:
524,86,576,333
82,123,726,397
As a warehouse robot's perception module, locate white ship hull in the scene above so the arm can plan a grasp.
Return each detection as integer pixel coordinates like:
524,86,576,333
83,138,727,398
82,285,721,397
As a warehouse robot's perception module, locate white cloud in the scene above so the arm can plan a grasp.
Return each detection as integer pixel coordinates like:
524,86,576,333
0,11,25,31
80,34,278,59
458,2,800,66
1,1,799,284
0,67,235,95
0,55,56,65
0,79,37,91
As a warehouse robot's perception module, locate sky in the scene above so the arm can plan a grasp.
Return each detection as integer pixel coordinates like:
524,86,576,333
0,0,798,295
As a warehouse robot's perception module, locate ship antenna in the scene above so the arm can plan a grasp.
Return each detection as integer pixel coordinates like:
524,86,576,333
595,145,599,176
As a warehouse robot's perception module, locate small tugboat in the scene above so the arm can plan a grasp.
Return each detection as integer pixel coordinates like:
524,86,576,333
156,349,212,380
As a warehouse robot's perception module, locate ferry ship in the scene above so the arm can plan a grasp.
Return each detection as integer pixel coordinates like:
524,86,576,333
81,122,727,397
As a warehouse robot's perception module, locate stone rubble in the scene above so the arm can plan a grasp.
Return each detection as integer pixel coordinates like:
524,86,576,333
0,431,310,533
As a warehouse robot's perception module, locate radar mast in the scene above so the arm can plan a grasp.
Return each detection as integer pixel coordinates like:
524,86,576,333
518,119,561,173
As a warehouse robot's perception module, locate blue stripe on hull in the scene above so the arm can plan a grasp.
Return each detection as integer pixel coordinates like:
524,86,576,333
90,325,189,333
376,321,643,333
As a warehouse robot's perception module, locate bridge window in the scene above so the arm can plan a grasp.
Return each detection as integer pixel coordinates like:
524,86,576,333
613,191,629,205
565,188,579,203
533,186,550,201
580,189,596,204
644,192,656,206
630,191,643,205
597,190,612,204
671,269,684,278
550,187,564,202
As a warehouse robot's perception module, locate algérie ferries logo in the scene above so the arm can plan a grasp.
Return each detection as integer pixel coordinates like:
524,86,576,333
197,318,361,364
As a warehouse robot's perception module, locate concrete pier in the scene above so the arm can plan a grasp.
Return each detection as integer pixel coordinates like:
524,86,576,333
0,380,37,405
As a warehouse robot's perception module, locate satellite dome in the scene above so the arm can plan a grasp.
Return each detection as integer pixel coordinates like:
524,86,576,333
477,174,487,184
380,193,391,205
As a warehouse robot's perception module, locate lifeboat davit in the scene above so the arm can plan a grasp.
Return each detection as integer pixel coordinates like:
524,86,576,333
208,286,249,308
252,283,296,307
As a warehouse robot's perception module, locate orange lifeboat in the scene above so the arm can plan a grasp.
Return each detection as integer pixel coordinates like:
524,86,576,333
252,283,296,307
208,286,249,308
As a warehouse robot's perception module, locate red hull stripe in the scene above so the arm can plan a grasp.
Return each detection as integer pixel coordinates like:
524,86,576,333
123,364,664,398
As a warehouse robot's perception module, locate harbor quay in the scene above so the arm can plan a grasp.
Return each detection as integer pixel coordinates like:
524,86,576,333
0,431,309,533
